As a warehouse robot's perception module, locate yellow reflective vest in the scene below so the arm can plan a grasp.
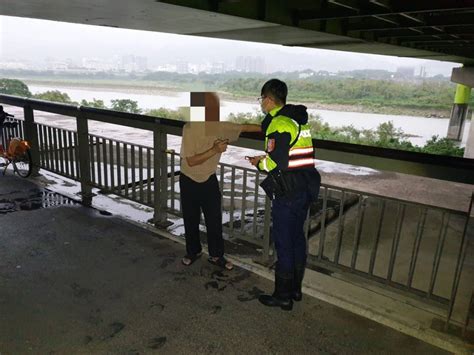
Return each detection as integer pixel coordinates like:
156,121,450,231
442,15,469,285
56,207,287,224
258,105,314,172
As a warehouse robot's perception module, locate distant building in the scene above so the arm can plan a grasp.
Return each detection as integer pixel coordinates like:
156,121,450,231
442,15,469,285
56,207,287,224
121,55,148,72
0,61,28,70
235,56,265,73
82,57,114,71
418,66,427,78
46,58,69,70
188,64,200,74
298,70,315,79
210,62,225,74
176,61,189,74
135,56,148,72
396,66,415,78
155,64,177,72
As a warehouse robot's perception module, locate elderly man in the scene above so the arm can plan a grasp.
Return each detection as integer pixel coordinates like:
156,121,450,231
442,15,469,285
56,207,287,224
180,92,260,270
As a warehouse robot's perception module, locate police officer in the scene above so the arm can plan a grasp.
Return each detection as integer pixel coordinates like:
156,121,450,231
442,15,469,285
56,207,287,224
248,79,321,311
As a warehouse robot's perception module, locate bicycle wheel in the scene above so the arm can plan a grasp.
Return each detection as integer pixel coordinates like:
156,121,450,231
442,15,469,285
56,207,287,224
0,156,8,173
12,150,32,178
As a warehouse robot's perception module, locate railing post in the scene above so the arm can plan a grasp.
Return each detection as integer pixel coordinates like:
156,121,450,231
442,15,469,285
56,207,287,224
256,196,273,266
446,192,474,331
76,111,93,206
23,105,40,176
153,119,170,227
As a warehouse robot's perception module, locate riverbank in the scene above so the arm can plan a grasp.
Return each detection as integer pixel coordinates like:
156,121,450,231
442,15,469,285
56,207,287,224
20,78,451,118
219,91,451,118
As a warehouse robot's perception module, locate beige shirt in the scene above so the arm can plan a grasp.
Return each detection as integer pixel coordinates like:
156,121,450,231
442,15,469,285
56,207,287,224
180,122,242,183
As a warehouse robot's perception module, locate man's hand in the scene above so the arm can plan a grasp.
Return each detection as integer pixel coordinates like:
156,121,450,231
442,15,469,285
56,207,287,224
186,138,229,167
212,139,228,153
246,155,266,167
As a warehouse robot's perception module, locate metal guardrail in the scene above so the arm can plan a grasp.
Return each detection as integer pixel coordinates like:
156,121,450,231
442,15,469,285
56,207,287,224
307,186,470,307
1,94,472,330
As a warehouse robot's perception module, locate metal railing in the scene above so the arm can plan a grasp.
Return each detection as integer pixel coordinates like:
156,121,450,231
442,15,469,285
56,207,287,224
306,185,471,305
1,94,472,330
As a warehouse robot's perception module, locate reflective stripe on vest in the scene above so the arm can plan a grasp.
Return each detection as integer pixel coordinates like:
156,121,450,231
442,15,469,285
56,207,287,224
289,146,314,156
288,134,315,169
288,124,314,169
262,157,269,172
288,158,315,168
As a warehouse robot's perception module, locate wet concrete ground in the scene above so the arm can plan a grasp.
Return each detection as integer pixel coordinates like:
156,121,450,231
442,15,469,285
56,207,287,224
0,176,449,354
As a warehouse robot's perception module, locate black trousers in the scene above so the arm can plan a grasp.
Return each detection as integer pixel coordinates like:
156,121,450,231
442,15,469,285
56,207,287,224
179,173,224,258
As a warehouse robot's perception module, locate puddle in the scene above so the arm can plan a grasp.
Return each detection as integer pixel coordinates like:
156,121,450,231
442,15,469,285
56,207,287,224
0,188,76,214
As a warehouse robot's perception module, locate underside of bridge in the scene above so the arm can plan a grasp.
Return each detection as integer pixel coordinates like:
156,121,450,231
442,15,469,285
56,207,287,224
1,0,474,65
2,0,474,152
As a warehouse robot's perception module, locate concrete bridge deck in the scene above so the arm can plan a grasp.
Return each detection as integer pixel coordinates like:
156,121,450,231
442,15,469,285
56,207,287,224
0,175,448,354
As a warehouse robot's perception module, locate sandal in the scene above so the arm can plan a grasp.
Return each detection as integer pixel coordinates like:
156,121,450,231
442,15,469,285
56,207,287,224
181,252,202,266
208,256,233,271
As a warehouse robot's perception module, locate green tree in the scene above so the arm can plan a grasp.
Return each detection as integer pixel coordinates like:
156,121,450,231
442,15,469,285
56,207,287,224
328,121,415,150
34,90,74,103
146,107,189,121
0,78,32,97
80,98,107,109
110,99,142,114
375,121,408,146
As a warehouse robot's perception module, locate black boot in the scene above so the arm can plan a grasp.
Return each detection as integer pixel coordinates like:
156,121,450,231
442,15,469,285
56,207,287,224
258,273,293,311
292,265,305,301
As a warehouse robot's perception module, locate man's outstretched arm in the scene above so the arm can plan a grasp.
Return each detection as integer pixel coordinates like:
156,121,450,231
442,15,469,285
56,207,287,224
241,124,261,133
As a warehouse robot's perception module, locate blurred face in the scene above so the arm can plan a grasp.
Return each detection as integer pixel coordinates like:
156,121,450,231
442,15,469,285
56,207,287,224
205,92,220,122
258,94,273,114
189,92,220,122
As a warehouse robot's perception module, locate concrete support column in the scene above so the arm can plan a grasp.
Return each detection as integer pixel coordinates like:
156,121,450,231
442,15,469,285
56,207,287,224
464,111,474,159
76,112,93,206
153,119,171,228
447,84,471,141
23,105,40,176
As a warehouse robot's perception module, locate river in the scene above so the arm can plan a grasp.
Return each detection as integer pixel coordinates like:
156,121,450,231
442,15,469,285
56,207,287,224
28,83,470,147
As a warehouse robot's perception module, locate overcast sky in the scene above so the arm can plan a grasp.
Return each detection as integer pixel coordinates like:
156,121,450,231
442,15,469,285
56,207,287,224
0,15,461,75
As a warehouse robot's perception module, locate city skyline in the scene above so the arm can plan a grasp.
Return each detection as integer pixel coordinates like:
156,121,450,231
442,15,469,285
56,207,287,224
0,15,461,76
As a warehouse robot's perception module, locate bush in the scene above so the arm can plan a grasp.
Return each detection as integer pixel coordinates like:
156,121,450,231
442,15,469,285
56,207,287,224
80,98,106,109
420,136,464,157
146,107,189,121
0,78,32,97
33,90,75,104
110,99,141,114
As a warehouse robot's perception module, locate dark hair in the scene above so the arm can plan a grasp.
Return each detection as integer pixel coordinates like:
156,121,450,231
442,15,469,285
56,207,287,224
261,79,287,105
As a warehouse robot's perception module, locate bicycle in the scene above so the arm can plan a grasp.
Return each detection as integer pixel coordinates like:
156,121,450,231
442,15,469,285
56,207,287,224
0,114,32,178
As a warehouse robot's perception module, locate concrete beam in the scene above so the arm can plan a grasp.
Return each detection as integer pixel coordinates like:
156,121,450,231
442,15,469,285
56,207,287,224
451,66,474,88
1,0,474,64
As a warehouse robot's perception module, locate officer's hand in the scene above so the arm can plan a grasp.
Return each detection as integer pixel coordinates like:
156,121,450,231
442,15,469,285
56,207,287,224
246,155,264,166
212,139,228,153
